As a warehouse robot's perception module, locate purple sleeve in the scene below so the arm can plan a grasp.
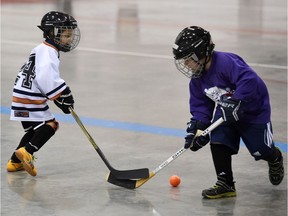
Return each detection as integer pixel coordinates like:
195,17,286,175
189,80,214,124
222,54,263,102
218,53,271,123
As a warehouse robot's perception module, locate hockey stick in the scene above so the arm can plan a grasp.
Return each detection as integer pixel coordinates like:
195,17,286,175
69,107,149,179
107,117,224,189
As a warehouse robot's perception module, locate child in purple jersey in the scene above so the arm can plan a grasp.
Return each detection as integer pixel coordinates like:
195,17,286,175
173,26,284,199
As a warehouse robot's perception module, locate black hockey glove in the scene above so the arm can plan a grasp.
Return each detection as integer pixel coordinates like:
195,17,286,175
54,86,74,114
184,119,210,151
190,134,210,152
219,95,241,123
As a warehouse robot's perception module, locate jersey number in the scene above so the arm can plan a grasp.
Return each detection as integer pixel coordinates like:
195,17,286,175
20,54,36,89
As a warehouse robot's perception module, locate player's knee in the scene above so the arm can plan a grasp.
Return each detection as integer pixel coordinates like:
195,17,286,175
254,146,280,161
210,143,237,155
46,120,59,132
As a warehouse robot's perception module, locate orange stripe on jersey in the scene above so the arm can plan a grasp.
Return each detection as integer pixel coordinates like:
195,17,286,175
50,92,62,101
13,96,47,105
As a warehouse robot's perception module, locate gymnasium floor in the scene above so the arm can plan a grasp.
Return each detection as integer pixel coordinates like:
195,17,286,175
1,0,287,216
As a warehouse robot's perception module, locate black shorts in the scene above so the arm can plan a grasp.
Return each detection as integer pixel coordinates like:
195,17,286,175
21,119,55,132
211,121,275,160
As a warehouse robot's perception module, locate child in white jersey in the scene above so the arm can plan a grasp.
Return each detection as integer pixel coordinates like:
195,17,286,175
7,11,81,176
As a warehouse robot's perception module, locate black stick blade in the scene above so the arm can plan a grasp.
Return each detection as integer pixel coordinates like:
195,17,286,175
110,168,149,179
106,173,137,189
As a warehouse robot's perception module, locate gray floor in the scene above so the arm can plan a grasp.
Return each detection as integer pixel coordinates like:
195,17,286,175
1,0,287,216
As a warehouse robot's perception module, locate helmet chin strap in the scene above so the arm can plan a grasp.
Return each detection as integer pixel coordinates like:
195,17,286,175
203,56,210,71
201,55,212,74
45,38,61,52
191,55,210,78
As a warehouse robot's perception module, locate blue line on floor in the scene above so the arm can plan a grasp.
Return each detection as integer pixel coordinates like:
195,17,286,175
1,105,287,152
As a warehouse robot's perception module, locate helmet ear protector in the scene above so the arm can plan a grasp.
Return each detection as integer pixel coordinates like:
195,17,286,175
172,26,215,78
37,26,55,40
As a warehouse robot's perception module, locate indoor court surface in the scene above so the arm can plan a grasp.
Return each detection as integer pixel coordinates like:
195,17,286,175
1,0,287,216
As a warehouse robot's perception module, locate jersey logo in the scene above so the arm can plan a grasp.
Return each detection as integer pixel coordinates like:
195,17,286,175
204,86,234,103
14,111,29,118
19,53,36,89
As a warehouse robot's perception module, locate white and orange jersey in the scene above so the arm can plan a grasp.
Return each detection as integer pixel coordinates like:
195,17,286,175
10,42,67,121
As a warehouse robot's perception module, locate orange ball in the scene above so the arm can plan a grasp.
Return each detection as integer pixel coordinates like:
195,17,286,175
169,175,181,187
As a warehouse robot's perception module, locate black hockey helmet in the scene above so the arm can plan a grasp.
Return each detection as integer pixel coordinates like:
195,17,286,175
38,11,81,52
172,26,215,78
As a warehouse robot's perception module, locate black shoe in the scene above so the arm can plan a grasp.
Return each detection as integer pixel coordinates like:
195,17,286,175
268,148,284,185
202,180,236,199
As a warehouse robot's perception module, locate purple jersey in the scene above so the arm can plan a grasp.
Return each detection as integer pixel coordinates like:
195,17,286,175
189,51,271,124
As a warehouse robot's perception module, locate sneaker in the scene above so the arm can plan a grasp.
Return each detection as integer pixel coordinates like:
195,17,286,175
6,159,24,172
202,180,237,199
15,147,37,176
268,148,284,185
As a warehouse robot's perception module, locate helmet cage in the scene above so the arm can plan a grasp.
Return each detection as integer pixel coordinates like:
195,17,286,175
174,55,204,79
52,25,81,52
